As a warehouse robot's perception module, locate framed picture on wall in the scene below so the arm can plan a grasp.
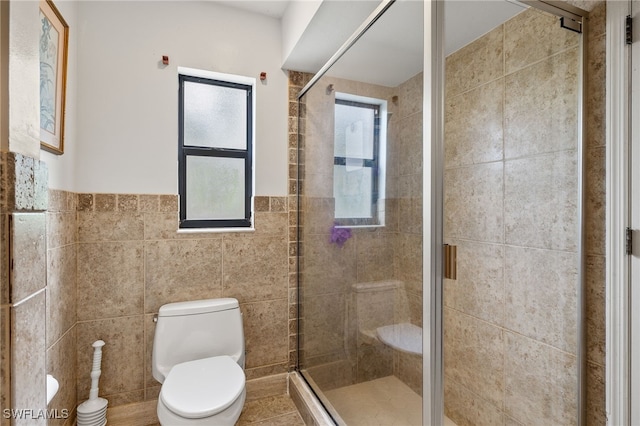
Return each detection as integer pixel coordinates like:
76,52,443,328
39,0,68,155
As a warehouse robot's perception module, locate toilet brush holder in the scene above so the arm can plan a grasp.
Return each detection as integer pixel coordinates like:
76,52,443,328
77,340,108,426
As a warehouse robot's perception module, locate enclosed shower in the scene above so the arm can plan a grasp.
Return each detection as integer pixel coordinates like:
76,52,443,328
293,0,589,424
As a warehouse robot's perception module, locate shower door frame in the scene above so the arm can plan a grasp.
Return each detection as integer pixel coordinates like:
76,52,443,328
431,1,589,424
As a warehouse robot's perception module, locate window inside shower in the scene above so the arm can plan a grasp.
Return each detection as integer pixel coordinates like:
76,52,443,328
333,94,387,227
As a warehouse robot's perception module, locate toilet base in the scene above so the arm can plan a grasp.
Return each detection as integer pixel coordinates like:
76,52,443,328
157,387,246,426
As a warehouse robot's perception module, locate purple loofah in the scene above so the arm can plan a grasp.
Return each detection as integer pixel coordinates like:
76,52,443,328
330,222,352,247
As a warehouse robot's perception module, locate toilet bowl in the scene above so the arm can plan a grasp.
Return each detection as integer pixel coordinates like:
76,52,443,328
152,298,246,425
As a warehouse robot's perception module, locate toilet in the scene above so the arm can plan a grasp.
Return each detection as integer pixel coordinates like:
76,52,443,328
152,298,246,425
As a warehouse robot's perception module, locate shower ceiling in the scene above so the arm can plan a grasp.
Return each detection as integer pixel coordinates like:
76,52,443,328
217,0,527,86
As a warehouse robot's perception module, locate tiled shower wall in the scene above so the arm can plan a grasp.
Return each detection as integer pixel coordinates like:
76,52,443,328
290,70,423,393
443,4,605,425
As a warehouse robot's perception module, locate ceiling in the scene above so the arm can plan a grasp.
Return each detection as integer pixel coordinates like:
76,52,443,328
215,1,290,18
219,0,528,86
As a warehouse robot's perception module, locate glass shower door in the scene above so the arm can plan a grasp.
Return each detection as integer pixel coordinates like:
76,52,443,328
442,1,587,424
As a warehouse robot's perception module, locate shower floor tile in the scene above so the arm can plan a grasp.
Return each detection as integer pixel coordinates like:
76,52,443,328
324,376,457,426
324,376,421,426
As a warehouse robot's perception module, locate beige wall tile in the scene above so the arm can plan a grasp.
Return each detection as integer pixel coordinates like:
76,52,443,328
355,232,395,282
356,345,392,383
586,255,605,365
395,233,422,291
77,242,144,321
445,79,504,168
302,293,345,357
143,212,218,240
444,378,504,426
504,332,577,425
254,212,288,235
444,240,504,327
504,8,579,74
47,245,77,347
445,24,503,97
7,153,36,212
504,246,578,353
241,300,288,370
138,195,158,212
100,390,144,407
10,213,46,302
144,314,157,388
444,162,504,244
0,305,10,418
504,150,578,251
76,316,144,404
245,362,288,381
94,194,116,212
585,147,605,256
117,194,138,212
504,48,579,159
11,291,46,425
223,235,288,303
444,308,504,408
302,198,334,235
586,33,606,150
353,285,396,338
397,112,423,176
77,194,94,212
394,351,422,396
144,239,223,313
77,212,144,242
47,211,76,250
159,195,178,213
396,72,423,118
0,223,7,307
245,373,288,401
302,234,356,296
47,327,77,426
586,361,605,426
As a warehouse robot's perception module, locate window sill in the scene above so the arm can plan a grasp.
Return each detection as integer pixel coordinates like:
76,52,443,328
334,224,385,229
177,227,255,234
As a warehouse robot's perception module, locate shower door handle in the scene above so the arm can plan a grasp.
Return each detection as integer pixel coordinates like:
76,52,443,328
444,244,457,280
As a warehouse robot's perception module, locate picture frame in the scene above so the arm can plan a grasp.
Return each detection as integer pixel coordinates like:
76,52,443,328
39,0,68,155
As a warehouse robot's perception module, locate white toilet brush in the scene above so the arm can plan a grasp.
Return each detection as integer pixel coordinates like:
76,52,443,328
77,340,109,426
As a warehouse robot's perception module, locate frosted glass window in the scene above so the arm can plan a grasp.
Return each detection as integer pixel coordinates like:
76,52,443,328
334,165,374,219
183,81,247,149
186,156,245,220
334,103,376,159
178,71,253,229
333,97,381,226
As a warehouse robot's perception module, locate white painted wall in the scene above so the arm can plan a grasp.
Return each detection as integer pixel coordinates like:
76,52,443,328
41,0,77,191
281,0,322,65
74,1,288,195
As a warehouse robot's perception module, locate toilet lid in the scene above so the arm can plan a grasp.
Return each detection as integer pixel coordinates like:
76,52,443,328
160,356,245,419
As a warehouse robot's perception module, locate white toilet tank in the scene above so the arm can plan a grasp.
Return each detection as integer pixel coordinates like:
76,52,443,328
152,298,245,383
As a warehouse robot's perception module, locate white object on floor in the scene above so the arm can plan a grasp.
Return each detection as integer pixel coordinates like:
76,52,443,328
46,374,59,405
376,322,423,355
77,340,108,426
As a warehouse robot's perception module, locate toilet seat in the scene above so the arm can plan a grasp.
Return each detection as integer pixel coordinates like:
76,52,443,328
160,355,245,419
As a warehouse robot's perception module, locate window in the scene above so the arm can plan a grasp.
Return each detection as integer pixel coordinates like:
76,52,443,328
178,68,255,229
333,93,387,227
